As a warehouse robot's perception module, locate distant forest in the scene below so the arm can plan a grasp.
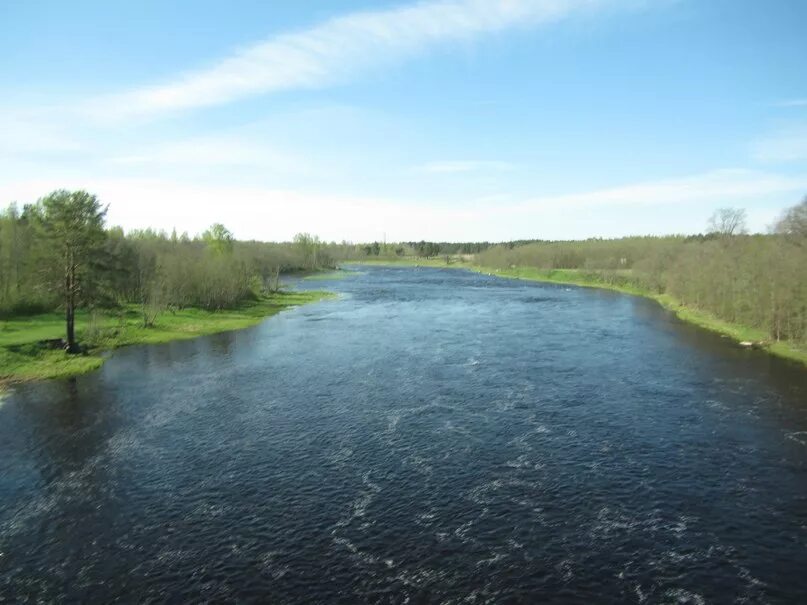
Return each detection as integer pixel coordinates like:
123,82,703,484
345,200,807,347
2,191,805,351
475,202,806,345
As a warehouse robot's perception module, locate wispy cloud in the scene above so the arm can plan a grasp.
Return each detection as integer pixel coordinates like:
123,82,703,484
516,169,807,211
87,0,623,120
752,123,807,163
418,160,516,173
0,108,85,155
108,135,309,173
3,168,803,241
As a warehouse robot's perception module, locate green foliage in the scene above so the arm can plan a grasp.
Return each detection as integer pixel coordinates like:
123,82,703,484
0,197,338,350
34,190,108,351
363,242,381,256
294,232,330,269
475,216,807,349
202,223,235,254
414,241,441,258
38,189,107,253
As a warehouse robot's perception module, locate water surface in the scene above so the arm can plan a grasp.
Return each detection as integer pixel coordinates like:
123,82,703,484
1,266,806,603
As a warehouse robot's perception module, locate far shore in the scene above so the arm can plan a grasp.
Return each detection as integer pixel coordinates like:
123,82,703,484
347,258,807,367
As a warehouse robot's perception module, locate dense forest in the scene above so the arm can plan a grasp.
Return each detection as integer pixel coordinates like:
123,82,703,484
0,190,335,350
475,202,807,346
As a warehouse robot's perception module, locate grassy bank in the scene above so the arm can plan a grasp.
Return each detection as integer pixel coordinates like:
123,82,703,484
1,290,335,387
347,258,807,366
467,265,807,366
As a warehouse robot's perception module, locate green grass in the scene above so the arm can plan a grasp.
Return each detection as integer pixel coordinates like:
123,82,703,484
465,265,807,366
0,290,335,387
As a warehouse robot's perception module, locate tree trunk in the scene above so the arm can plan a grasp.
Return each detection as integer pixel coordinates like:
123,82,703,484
66,297,76,352
65,262,78,353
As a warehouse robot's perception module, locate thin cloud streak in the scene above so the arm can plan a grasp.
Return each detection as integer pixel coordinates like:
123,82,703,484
2,168,803,241
87,0,619,120
107,136,309,173
516,169,807,211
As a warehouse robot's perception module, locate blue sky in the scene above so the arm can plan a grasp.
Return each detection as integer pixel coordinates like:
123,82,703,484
1,0,806,241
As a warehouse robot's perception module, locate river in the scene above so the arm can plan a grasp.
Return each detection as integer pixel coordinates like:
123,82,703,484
1,266,806,603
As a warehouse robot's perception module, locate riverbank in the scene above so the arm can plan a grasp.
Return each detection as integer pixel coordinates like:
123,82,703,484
0,290,335,389
348,259,807,366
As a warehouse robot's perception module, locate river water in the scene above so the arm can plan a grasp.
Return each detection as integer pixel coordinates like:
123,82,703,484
1,266,806,603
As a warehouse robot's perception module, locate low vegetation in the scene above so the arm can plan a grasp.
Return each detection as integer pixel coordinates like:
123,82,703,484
465,266,806,365
0,189,338,386
1,291,333,385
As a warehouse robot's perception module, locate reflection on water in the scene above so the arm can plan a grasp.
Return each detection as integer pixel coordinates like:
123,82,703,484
1,266,805,603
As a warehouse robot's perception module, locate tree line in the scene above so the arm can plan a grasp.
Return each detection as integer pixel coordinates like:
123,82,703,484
4,189,805,352
475,201,807,345
0,190,335,352
338,239,496,260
